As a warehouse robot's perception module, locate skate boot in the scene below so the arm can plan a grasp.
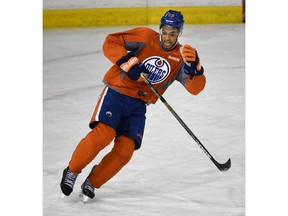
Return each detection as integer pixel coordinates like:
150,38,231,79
80,178,95,203
60,167,78,199
80,165,96,203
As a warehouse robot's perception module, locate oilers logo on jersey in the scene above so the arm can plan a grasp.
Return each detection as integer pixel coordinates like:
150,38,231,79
143,56,171,84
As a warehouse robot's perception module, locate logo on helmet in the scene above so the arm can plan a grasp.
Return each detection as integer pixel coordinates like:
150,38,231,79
143,56,171,84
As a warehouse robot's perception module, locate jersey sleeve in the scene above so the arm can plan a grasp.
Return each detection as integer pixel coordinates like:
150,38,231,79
102,27,154,64
176,67,206,95
184,74,206,95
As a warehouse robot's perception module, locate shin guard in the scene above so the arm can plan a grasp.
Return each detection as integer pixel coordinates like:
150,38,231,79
89,135,135,188
68,123,115,174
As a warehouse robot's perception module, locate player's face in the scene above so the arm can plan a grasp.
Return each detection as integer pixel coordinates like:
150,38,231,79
160,26,180,50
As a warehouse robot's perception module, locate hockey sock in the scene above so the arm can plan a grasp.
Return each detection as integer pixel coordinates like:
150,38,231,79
68,123,116,174
88,135,135,189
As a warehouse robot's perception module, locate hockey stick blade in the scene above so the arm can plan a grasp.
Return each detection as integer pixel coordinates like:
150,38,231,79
213,158,231,172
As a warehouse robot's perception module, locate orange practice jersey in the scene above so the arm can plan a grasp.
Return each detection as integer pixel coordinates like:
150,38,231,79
102,27,206,104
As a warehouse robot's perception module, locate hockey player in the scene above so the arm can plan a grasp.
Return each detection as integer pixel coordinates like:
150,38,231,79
60,10,206,202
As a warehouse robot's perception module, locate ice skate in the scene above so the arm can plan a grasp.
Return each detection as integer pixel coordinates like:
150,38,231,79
79,165,96,203
60,167,78,199
80,178,95,203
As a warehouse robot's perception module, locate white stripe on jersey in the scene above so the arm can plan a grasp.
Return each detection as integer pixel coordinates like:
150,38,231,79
95,87,108,122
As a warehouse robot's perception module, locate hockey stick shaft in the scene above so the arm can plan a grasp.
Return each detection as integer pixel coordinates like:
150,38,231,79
141,73,231,171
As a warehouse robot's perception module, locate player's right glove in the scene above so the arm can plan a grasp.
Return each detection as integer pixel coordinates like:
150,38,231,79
116,52,149,80
180,44,204,76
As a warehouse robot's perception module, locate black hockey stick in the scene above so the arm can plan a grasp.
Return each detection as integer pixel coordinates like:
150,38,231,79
140,73,231,171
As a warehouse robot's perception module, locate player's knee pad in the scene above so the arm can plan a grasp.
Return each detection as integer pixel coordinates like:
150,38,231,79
113,136,135,164
89,122,116,151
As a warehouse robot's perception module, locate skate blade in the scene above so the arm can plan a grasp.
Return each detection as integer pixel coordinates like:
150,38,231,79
79,192,89,203
60,191,66,199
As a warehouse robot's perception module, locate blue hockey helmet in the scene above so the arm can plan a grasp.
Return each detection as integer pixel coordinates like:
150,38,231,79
160,10,184,31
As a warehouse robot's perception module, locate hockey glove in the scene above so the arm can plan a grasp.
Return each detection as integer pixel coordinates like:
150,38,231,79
116,52,149,80
180,44,204,76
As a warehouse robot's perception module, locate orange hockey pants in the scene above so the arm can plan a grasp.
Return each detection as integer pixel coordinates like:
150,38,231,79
68,122,135,189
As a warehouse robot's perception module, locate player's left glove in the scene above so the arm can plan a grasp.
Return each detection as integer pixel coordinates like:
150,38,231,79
116,52,149,80
180,44,204,76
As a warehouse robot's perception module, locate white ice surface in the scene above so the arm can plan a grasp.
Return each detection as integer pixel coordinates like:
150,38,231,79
43,24,245,216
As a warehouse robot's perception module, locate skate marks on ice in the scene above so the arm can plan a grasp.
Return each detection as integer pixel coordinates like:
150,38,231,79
44,164,244,216
43,24,244,216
